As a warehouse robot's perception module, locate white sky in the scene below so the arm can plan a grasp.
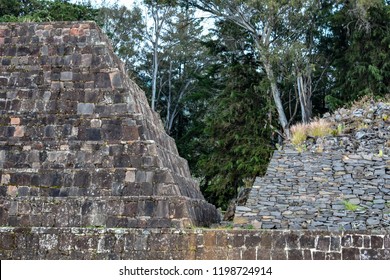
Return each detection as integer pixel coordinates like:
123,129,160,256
72,0,142,9
71,0,215,33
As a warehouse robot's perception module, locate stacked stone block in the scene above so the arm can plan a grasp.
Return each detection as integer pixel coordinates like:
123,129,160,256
0,21,219,229
235,103,390,230
1,227,388,260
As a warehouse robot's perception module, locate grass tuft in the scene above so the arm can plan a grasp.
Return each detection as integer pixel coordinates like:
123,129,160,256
343,200,359,211
291,123,307,145
290,119,332,146
307,119,333,137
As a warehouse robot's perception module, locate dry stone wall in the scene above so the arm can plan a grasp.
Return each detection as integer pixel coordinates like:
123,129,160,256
235,102,390,230
0,21,219,229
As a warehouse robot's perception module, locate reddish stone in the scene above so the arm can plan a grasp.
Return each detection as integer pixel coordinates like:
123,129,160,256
10,117,20,125
70,28,84,36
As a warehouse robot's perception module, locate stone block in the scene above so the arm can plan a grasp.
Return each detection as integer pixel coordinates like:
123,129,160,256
10,117,20,125
288,249,303,260
270,231,285,249
285,232,300,249
316,236,330,251
94,73,111,88
341,235,352,247
363,236,371,248
313,251,326,260
110,71,123,89
361,249,386,260
244,234,261,247
271,250,287,260
352,235,363,247
326,252,342,260
77,103,94,115
384,235,390,249
342,248,360,260
13,126,25,137
330,236,341,251
303,249,312,260
241,248,256,260
60,71,73,81
371,236,384,249
1,174,10,185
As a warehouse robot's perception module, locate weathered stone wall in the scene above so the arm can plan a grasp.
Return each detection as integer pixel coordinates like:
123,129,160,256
0,21,219,228
235,102,390,230
0,227,389,260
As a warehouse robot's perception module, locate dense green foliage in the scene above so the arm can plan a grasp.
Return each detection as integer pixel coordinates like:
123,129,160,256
320,1,390,110
0,0,98,22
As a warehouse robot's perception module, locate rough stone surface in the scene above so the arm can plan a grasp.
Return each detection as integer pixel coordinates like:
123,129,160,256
0,21,219,229
235,101,390,230
0,227,388,260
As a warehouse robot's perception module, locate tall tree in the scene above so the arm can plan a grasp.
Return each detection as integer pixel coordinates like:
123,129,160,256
98,3,145,79
180,20,275,209
144,0,177,111
181,0,327,137
319,0,390,109
157,7,207,134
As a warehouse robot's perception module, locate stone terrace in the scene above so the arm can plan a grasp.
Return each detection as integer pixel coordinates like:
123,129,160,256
0,21,219,229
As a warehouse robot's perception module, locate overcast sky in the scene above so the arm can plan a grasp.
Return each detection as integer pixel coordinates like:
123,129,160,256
71,0,140,9
71,0,215,33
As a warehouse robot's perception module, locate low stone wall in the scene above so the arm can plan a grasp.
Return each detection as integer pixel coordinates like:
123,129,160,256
0,227,389,260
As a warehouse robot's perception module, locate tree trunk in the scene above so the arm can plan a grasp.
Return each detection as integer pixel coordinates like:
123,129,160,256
263,60,290,138
151,27,159,111
296,72,312,124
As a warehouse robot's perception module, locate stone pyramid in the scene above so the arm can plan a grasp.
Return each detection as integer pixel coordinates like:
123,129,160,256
0,21,219,228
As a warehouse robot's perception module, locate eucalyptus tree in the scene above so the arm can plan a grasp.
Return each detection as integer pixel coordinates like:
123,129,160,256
98,3,145,77
183,19,275,208
157,7,208,134
181,0,325,137
143,0,177,111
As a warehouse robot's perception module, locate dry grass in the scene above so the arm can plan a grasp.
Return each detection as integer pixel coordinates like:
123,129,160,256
290,119,332,146
307,119,333,137
291,123,307,145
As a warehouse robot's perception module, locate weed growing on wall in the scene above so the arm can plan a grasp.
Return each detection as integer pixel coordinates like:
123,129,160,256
343,200,360,211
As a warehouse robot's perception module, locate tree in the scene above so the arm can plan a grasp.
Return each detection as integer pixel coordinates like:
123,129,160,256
181,0,327,137
179,20,275,208
319,0,390,109
0,0,98,22
143,0,177,111
157,7,207,134
98,3,145,79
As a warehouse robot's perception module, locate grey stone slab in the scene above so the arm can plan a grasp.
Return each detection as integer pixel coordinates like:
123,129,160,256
77,103,95,115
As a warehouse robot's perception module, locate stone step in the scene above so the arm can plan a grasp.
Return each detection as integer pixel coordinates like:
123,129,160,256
0,21,105,46
0,195,210,228
0,168,199,198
